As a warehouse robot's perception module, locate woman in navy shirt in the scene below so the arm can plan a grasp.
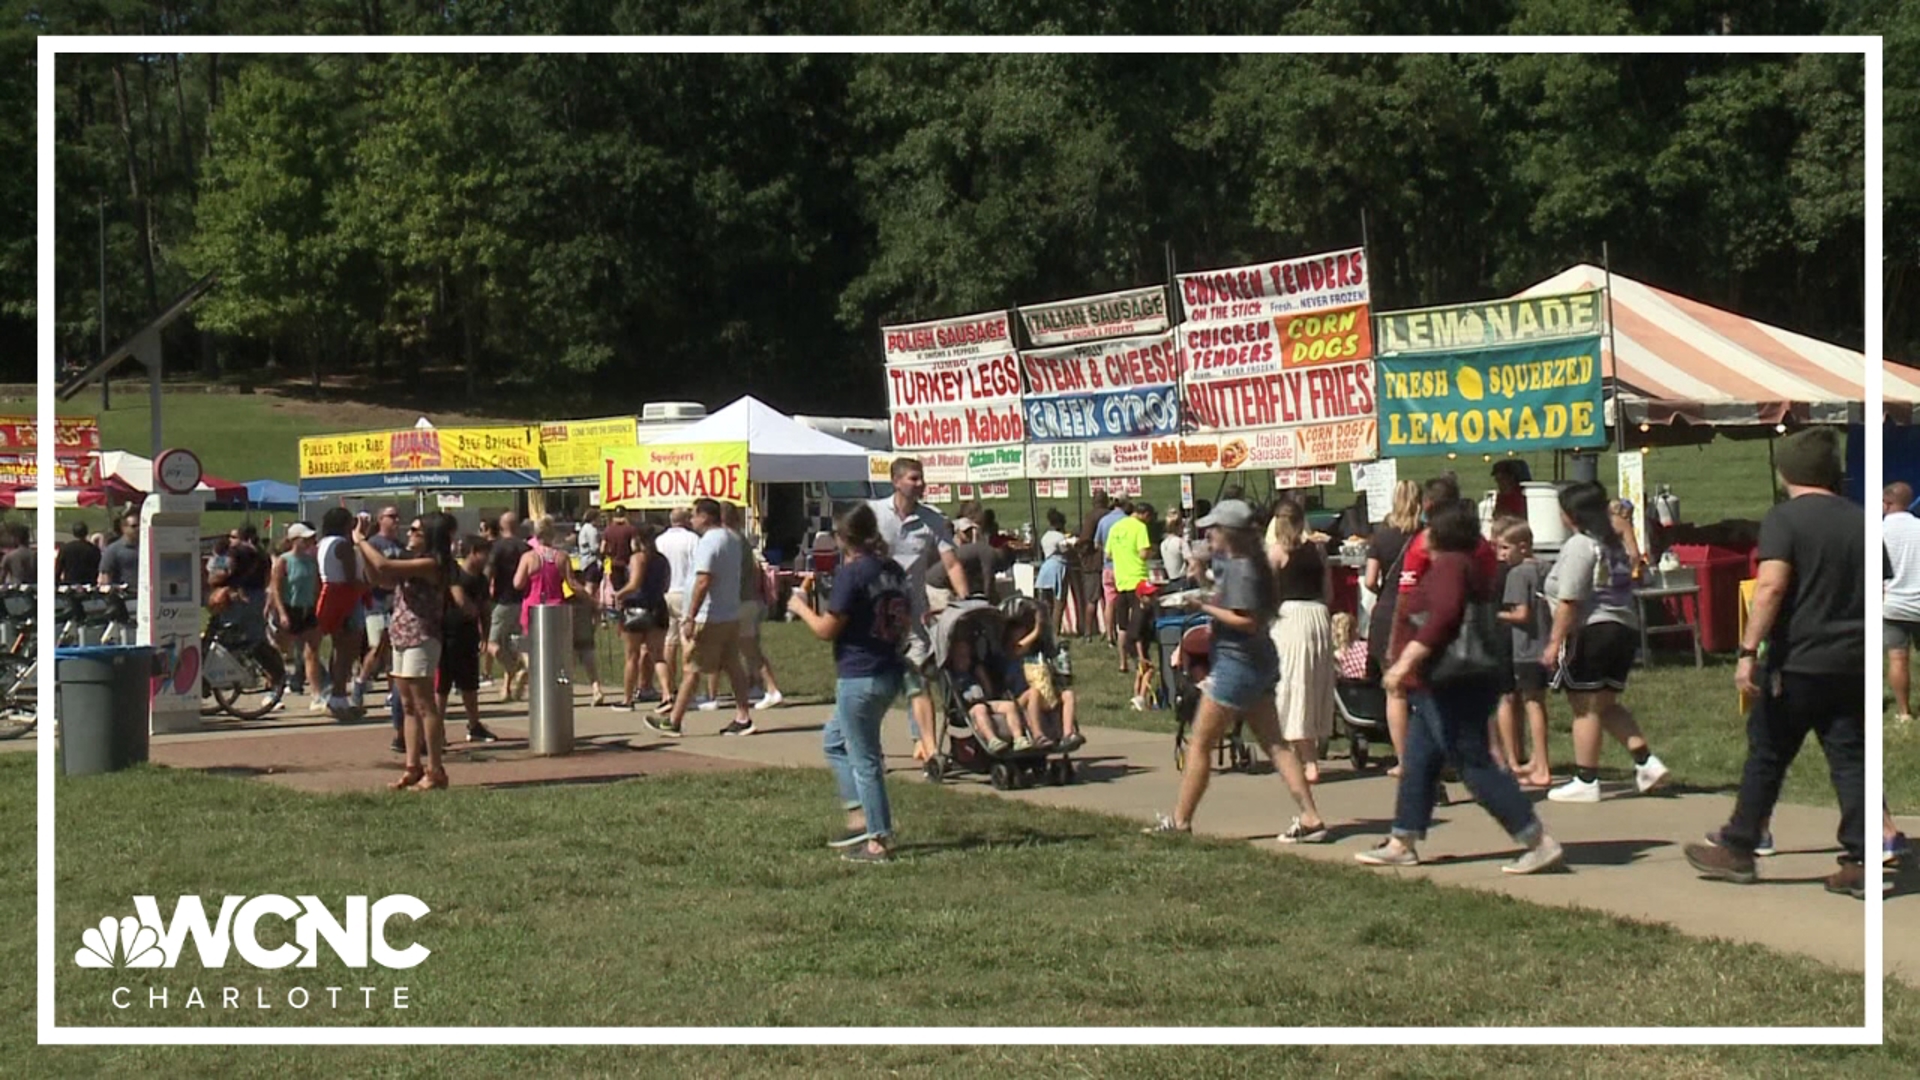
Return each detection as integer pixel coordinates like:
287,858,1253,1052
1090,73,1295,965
788,503,912,863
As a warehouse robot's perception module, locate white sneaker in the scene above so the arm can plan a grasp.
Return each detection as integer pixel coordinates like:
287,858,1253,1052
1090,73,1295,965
1503,836,1566,875
1634,754,1670,794
753,690,785,711
1547,777,1602,804
696,698,721,712
1129,694,1148,712
309,696,328,714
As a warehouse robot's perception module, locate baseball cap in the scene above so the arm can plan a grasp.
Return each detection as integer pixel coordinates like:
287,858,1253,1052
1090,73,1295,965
1195,499,1255,530
285,523,316,540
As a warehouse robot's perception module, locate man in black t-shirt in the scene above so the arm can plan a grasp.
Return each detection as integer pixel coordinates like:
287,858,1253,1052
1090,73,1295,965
486,511,531,701
56,521,101,586
1685,427,1865,896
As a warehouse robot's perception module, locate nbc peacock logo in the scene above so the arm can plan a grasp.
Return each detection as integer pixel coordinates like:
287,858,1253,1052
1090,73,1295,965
75,915,165,969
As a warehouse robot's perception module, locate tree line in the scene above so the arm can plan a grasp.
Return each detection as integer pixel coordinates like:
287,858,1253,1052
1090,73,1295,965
0,1,1901,419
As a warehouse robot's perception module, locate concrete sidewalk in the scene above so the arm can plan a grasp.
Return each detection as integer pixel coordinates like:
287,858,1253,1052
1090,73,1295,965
20,694,1891,983
621,702,1884,983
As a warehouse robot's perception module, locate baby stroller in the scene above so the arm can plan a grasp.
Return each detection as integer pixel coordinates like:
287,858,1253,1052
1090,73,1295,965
1166,615,1254,774
922,598,1078,790
1332,643,1390,771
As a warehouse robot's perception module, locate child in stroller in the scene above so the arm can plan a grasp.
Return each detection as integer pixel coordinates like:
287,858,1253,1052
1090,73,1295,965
947,635,1035,755
1331,612,1388,771
1001,596,1086,754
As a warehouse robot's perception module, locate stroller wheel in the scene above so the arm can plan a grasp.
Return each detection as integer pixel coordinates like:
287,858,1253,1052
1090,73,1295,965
1350,736,1370,771
1061,759,1076,784
1046,760,1068,786
1231,742,1253,773
989,762,1013,790
924,755,947,783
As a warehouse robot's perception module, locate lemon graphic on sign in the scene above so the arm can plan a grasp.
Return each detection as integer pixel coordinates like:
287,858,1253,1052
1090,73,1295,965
1456,364,1485,402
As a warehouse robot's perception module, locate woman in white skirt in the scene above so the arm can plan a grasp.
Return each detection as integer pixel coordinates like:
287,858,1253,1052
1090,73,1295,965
1268,499,1335,784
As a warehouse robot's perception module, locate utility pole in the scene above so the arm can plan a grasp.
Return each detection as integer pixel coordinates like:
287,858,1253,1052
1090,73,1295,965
99,197,110,410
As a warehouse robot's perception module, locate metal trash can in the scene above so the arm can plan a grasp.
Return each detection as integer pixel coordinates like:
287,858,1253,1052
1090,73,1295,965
55,645,154,776
525,604,574,756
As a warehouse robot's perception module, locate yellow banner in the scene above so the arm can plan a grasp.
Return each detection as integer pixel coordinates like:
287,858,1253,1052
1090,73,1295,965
299,426,540,481
539,416,637,484
601,442,749,509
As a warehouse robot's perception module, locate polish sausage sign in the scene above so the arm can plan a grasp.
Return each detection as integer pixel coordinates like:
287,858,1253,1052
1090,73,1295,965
883,310,1025,481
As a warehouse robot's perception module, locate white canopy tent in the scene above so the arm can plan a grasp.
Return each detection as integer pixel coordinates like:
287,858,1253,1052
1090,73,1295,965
644,395,872,483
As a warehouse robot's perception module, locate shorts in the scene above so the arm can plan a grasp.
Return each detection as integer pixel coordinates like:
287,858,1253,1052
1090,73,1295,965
316,584,361,637
689,620,742,675
1512,661,1549,695
739,600,764,640
282,606,318,636
665,593,688,642
609,562,630,593
571,606,600,651
1114,588,1150,645
1102,566,1118,608
392,640,443,679
1554,621,1638,694
364,608,390,651
926,585,952,614
1204,648,1280,712
438,636,481,694
488,604,523,648
1889,620,1920,650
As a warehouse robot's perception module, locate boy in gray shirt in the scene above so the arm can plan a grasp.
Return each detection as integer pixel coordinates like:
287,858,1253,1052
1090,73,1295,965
1499,522,1554,788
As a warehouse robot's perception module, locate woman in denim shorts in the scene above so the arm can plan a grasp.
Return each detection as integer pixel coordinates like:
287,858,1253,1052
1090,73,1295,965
1145,500,1331,843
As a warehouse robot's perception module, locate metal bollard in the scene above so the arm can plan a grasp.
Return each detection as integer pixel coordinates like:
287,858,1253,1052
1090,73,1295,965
525,604,575,756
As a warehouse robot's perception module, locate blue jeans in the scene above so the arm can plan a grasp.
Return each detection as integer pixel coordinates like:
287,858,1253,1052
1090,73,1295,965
1395,684,1541,845
825,671,903,839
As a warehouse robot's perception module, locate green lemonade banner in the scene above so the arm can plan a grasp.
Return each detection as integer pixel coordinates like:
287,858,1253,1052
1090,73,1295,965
1376,336,1606,455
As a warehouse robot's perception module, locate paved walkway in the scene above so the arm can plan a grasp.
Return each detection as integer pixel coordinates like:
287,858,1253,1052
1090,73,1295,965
22,694,1894,983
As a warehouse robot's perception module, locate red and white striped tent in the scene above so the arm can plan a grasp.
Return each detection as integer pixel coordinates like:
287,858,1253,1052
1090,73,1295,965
1883,360,1920,422
1518,265,1865,431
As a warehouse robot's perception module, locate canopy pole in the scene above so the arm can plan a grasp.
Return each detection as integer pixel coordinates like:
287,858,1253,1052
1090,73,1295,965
1603,242,1626,457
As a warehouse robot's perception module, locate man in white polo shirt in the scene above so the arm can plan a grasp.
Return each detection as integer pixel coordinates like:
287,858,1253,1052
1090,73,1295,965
871,457,968,764
653,506,701,708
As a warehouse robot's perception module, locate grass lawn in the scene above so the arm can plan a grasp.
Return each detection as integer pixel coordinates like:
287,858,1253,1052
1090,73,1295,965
0,752,1908,1076
755,622,1849,812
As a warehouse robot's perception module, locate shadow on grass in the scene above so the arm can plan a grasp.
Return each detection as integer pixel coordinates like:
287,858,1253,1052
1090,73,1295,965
893,830,1102,859
480,773,650,791
1421,837,1670,869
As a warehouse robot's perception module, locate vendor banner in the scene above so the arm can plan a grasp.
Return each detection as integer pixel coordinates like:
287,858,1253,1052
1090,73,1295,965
1177,246,1370,323
1182,357,1377,435
1376,336,1605,455
1179,307,1373,384
0,415,100,453
600,441,748,510
1088,420,1380,477
0,453,100,489
1375,288,1604,355
539,416,637,487
298,426,542,495
1018,286,1171,347
884,309,1025,464
1023,333,1181,444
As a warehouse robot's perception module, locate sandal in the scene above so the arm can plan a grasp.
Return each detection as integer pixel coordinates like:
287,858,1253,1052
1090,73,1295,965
409,767,449,792
388,766,424,791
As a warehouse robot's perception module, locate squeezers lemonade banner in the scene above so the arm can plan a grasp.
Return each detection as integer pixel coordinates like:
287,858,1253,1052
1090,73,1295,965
882,309,1025,483
1376,337,1606,455
299,426,541,495
601,442,747,510
539,416,638,487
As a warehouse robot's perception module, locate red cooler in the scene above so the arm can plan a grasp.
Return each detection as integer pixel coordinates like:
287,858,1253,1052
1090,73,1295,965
1667,542,1754,654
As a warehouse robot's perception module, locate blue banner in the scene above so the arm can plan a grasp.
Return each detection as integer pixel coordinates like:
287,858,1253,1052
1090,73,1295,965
1376,336,1605,455
1024,385,1181,443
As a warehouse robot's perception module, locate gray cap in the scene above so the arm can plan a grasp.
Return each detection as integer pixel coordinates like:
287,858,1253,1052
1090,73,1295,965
1195,499,1255,530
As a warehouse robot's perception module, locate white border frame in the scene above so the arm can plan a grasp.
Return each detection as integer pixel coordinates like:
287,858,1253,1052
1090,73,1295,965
36,33,1883,1046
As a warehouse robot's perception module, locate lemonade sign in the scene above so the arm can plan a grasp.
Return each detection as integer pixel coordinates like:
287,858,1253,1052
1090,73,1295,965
1375,337,1605,454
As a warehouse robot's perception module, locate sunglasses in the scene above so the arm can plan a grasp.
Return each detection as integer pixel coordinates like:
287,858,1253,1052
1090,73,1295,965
408,524,423,533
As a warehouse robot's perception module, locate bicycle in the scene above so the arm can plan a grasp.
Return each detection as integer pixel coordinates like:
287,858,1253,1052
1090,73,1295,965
199,607,287,721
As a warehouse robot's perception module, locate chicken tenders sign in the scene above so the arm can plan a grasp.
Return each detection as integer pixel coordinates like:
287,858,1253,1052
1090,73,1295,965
1174,245,1379,470
883,310,1026,481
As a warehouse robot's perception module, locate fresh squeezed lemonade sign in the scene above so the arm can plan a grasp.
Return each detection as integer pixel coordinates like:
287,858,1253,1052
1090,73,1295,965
601,442,748,509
